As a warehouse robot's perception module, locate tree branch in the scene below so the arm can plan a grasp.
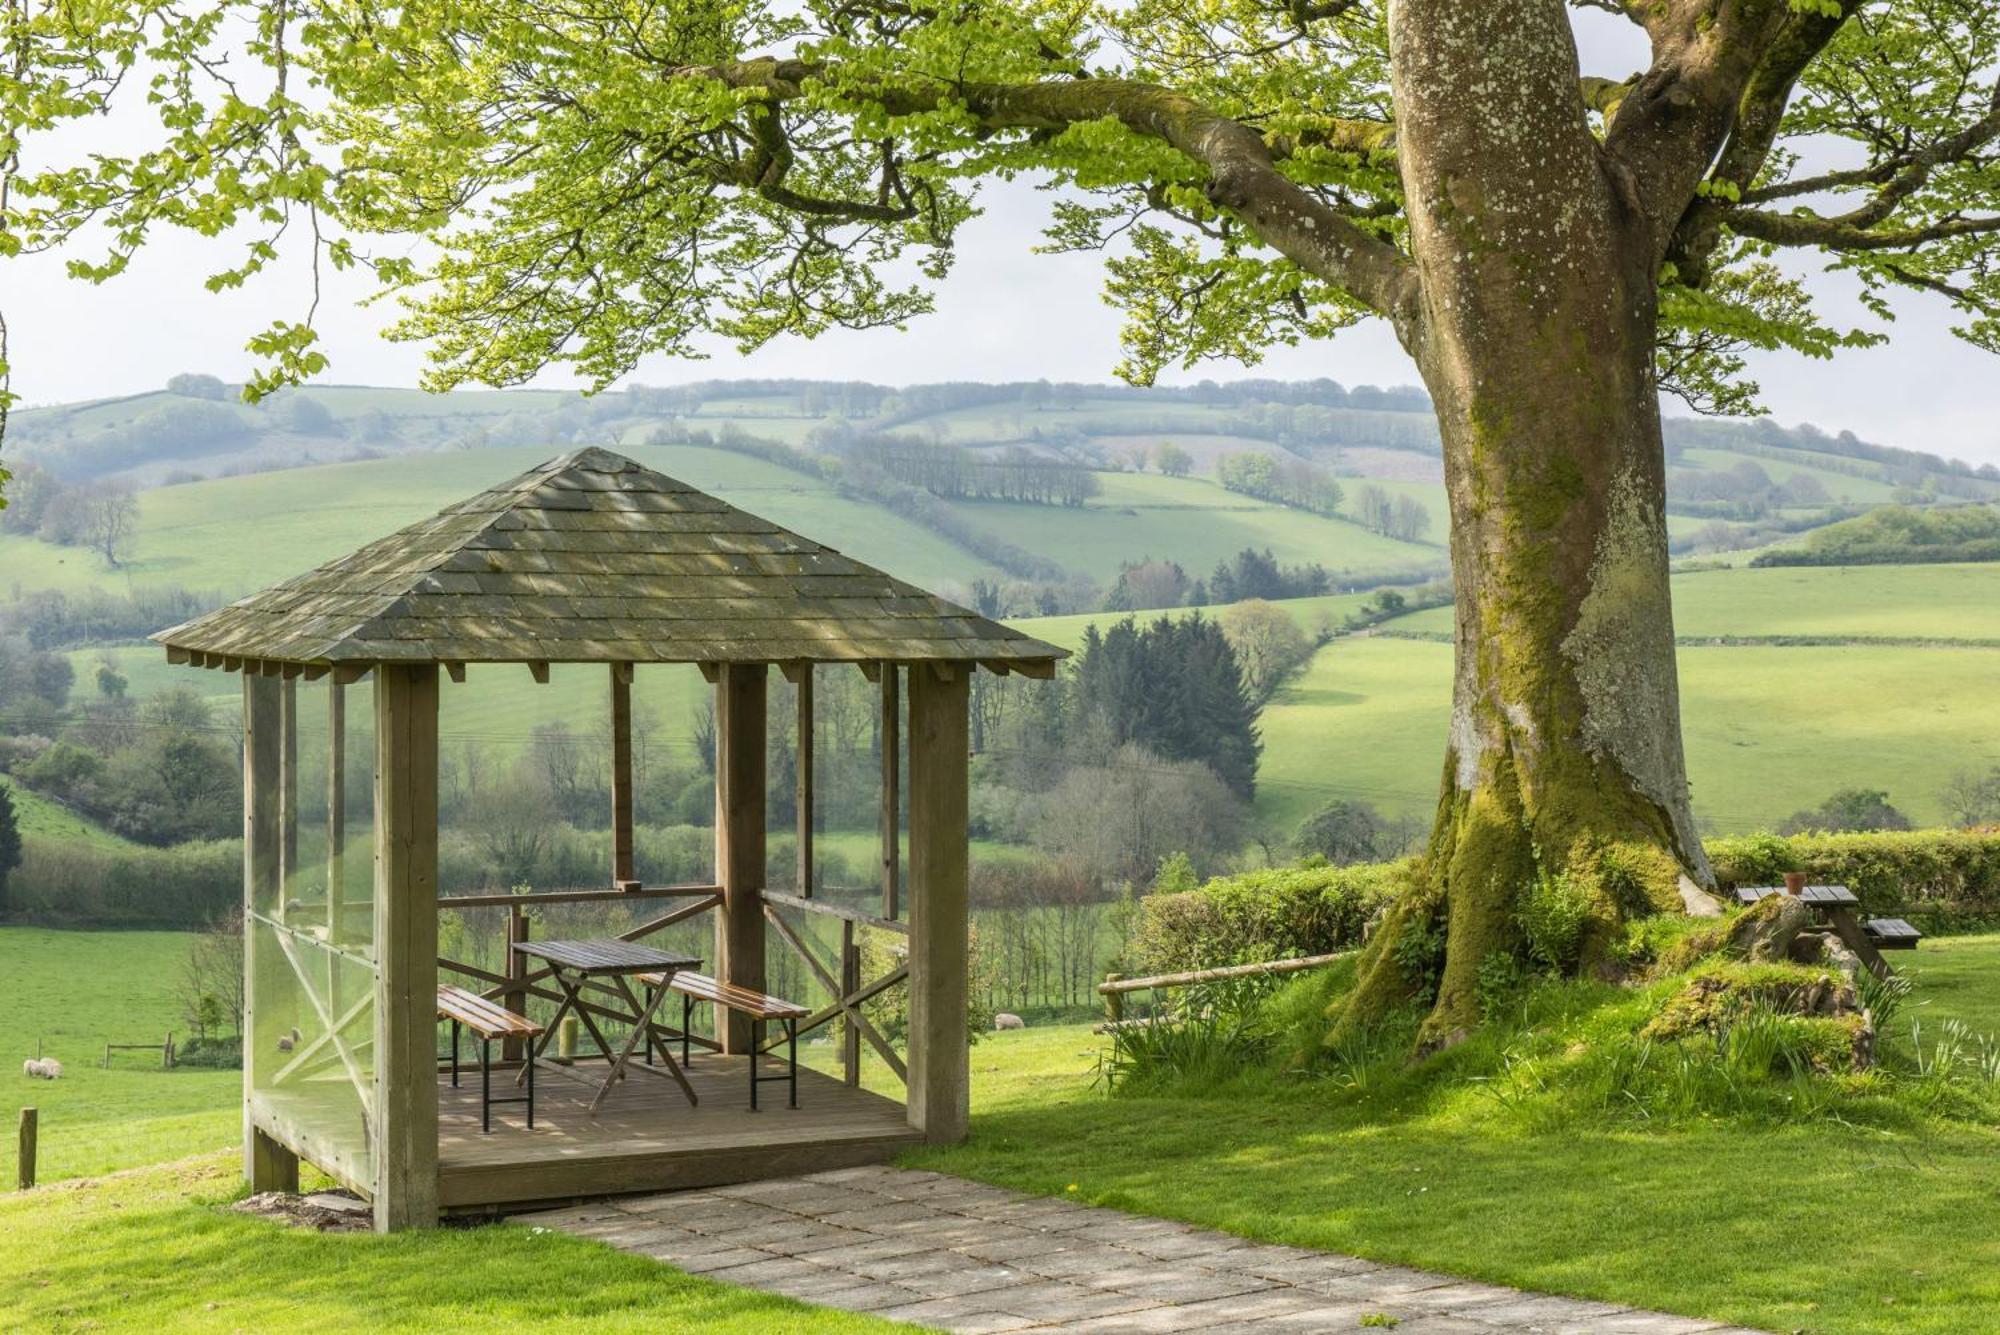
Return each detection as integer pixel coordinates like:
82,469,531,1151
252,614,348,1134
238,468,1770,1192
667,58,1418,325
1722,208,2000,250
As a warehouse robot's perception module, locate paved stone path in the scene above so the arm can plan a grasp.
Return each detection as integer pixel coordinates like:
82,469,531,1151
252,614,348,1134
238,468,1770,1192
516,1166,1762,1333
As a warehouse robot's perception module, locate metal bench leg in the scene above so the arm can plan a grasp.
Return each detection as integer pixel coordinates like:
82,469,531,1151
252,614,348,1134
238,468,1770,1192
682,992,692,1069
451,1018,461,1088
788,1017,798,1110
526,1037,536,1129
750,1017,761,1112
480,1035,492,1135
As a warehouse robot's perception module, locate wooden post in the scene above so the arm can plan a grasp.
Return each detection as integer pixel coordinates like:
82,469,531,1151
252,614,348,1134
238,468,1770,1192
327,681,346,947
242,675,297,1194
609,664,635,888
1103,974,1124,1025
714,662,767,1054
841,919,860,1087
906,663,970,1144
880,664,900,920
503,904,530,1064
372,663,440,1232
278,675,298,917
17,1107,36,1191
796,667,814,897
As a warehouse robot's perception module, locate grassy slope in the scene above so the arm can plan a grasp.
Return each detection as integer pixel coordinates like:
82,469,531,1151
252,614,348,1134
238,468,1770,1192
0,928,239,1185
0,1158,891,1334
1253,634,2000,833
942,471,1442,584
2,777,135,849
1392,563,2000,641
0,443,1002,598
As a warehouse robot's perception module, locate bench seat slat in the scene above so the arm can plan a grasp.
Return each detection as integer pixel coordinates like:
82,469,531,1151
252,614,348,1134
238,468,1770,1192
635,970,808,1020
437,984,545,1038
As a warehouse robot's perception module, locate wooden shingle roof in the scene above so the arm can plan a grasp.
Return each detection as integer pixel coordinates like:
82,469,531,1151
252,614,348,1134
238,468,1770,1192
152,447,1066,673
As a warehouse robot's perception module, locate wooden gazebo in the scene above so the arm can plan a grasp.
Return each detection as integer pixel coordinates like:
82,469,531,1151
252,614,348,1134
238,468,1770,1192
154,447,1062,1231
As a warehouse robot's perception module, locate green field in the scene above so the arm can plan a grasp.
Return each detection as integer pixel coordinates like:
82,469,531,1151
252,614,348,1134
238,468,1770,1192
943,470,1443,584
1254,633,2000,833
1393,563,2000,642
2,777,135,849
0,443,1004,599
0,928,239,1185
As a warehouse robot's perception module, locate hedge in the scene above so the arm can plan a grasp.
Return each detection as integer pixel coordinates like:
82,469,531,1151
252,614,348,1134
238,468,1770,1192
1706,829,2000,931
1135,829,2000,973
3,835,242,928
1131,859,1410,973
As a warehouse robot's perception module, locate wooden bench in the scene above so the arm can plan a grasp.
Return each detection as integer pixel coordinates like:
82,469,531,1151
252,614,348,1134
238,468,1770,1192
437,985,545,1133
1864,918,1923,951
638,970,809,1110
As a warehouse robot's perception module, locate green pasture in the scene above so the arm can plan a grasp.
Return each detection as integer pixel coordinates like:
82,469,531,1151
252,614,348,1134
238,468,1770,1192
1,443,1003,599
1254,634,2000,833
0,928,239,1186
1678,444,1904,505
1393,563,2000,642
944,470,1443,584
2,777,135,850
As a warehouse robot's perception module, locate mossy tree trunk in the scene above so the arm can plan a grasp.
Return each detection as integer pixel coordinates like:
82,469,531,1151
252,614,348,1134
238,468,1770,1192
1335,1,1710,1050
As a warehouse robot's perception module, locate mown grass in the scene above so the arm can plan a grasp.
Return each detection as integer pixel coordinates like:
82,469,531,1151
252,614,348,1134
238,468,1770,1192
915,936,2000,1335
1,928,239,1185
0,1156,894,1334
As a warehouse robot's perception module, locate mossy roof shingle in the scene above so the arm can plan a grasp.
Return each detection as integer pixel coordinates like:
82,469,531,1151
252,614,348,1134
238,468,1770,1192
153,448,1066,669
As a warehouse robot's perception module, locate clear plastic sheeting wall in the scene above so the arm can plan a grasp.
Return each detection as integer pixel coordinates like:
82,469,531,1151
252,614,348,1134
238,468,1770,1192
246,678,378,1195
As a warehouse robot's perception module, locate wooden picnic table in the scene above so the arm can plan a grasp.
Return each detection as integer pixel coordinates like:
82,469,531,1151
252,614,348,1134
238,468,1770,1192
512,939,701,1115
1733,884,1914,979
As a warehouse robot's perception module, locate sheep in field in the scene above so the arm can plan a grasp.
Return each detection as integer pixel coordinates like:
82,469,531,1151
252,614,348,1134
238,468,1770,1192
23,1058,63,1080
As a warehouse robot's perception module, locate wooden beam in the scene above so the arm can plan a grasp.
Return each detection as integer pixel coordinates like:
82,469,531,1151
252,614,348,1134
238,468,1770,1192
714,662,767,1054
796,667,814,897
326,681,347,949
278,677,298,916
332,664,371,686
697,662,720,684
242,675,290,1190
372,664,441,1231
978,660,1011,677
841,920,859,1086
443,661,466,684
609,664,635,886
1007,658,1057,680
165,645,191,666
526,661,550,684
906,665,970,1145
302,664,330,682
858,661,881,683
880,664,900,921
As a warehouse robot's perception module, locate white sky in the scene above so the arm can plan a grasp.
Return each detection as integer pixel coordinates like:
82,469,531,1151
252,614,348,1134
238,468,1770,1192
4,16,1997,468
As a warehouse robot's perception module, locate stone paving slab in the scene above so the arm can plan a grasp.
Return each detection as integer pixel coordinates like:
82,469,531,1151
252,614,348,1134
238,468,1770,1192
512,1166,1768,1334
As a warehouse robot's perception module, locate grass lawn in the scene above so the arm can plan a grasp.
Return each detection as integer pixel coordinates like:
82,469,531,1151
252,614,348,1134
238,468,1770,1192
912,936,2000,1335
1,928,240,1185
0,1157,894,1333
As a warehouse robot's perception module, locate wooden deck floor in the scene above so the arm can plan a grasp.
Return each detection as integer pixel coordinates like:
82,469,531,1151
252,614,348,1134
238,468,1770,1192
438,1055,918,1211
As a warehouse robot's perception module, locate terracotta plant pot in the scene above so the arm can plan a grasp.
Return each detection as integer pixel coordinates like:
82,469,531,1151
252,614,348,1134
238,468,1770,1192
1783,872,1807,896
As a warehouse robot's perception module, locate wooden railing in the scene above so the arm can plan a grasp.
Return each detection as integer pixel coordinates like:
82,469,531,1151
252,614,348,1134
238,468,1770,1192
1096,952,1351,1032
761,888,909,1086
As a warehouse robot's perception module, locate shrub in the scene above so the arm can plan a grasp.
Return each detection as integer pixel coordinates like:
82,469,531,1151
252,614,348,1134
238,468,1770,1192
1517,869,1594,971
1130,860,1409,973
6,836,240,927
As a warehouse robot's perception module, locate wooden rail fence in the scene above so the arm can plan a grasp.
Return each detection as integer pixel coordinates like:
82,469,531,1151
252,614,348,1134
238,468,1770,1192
1095,952,1353,1032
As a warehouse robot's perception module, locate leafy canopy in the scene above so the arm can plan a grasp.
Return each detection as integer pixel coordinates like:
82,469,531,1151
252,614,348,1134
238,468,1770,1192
2,0,1997,443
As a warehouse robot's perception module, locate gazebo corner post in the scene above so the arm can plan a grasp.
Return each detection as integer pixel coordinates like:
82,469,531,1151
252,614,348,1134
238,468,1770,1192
372,663,441,1232
242,674,299,1194
714,661,768,1054
906,663,971,1145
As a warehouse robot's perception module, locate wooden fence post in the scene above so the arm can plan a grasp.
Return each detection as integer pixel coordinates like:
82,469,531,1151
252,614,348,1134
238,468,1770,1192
17,1107,35,1191
841,919,860,1087
503,905,530,1064
1103,974,1124,1025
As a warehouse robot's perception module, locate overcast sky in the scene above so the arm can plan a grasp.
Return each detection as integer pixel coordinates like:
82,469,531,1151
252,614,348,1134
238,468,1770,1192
6,16,1996,468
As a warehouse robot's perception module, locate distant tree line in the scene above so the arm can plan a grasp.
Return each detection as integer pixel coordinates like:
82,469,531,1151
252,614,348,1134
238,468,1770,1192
0,463,140,564
1214,451,1343,515
1751,504,2000,567
1104,548,1333,613
848,437,1099,506
1347,484,1434,542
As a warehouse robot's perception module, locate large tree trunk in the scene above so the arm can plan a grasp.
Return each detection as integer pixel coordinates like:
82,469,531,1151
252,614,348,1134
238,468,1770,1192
1336,0,1709,1048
